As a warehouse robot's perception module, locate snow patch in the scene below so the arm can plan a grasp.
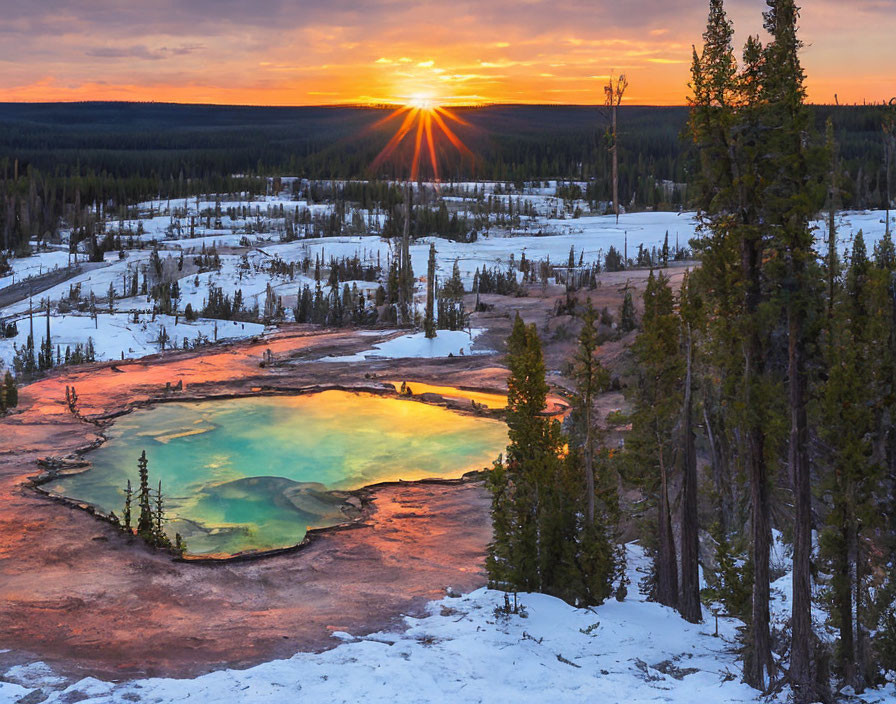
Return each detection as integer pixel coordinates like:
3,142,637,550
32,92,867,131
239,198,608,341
321,329,488,362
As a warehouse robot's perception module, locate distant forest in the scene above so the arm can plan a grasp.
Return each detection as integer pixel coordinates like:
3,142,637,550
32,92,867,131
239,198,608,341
0,102,892,254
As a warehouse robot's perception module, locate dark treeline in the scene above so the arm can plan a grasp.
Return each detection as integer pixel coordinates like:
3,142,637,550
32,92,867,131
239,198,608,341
1,102,892,256
0,155,264,257
1,102,887,192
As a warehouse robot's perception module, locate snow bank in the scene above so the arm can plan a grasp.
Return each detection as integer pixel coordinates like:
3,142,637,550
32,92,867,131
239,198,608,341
321,329,488,362
0,680,33,702
0,313,264,369
0,250,72,290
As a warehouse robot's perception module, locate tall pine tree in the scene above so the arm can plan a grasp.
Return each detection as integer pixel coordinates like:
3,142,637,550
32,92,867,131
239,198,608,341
136,450,154,539
628,271,681,610
424,243,436,338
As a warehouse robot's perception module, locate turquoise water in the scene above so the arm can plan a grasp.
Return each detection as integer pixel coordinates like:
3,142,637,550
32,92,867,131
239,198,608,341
49,391,507,556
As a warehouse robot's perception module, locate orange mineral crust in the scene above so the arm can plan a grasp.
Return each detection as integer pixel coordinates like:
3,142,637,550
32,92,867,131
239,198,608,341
0,328,509,679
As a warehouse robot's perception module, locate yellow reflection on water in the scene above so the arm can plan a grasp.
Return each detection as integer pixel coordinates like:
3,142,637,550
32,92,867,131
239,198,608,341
154,427,214,444
386,381,507,409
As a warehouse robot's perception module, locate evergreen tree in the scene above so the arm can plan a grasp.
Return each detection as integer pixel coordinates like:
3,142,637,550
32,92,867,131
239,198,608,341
438,260,467,331
570,300,621,604
570,300,610,526
424,243,436,338
487,315,559,592
295,285,312,323
123,479,133,533
2,371,16,409
869,231,896,678
628,272,681,609
824,117,843,318
136,450,154,539
488,314,618,605
689,0,776,686
758,2,822,696
619,288,636,333
118,454,181,551
38,302,53,371
708,523,752,621
153,480,171,548
818,234,878,691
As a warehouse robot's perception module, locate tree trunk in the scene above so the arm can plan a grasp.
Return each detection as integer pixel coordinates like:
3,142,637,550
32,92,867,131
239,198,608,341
886,136,891,238
742,234,774,690
424,245,436,338
612,104,619,224
656,441,679,609
585,408,595,526
703,403,732,533
679,324,701,623
854,525,868,693
789,304,814,703
838,500,856,690
827,190,837,318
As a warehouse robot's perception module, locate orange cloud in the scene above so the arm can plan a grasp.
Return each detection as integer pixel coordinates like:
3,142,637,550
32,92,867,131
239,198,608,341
0,1,891,106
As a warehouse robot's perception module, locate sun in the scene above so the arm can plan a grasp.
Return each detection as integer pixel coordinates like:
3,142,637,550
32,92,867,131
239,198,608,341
406,94,437,111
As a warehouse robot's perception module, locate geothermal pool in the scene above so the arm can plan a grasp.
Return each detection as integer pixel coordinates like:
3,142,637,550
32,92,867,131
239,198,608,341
49,390,507,556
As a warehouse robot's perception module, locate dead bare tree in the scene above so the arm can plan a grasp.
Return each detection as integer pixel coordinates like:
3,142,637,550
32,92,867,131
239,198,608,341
605,73,629,224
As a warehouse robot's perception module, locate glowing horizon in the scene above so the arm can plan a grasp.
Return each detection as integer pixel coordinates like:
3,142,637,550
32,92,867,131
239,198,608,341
0,1,893,107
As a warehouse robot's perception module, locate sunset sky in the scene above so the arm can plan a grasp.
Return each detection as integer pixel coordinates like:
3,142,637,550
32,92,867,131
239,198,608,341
0,0,893,106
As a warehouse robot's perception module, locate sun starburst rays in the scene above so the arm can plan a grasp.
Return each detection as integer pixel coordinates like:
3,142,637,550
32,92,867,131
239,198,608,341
370,101,474,181
423,111,438,182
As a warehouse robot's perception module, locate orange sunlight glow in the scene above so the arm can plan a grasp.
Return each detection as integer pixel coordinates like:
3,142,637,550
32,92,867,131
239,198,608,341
370,96,475,181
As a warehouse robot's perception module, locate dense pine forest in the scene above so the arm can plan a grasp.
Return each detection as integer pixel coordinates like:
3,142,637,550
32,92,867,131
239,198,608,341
0,100,892,257
486,1,896,702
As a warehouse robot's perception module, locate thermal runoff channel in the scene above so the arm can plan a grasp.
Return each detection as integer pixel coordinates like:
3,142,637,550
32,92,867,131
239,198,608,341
49,391,508,556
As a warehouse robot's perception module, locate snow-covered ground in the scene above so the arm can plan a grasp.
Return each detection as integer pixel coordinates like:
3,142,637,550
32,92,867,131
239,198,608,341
0,249,72,290
322,329,487,362
0,313,264,365
0,544,793,704
2,184,896,701
1,175,892,376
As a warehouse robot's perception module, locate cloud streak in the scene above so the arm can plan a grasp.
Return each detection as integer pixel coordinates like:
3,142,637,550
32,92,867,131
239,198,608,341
0,0,891,105
84,44,202,60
